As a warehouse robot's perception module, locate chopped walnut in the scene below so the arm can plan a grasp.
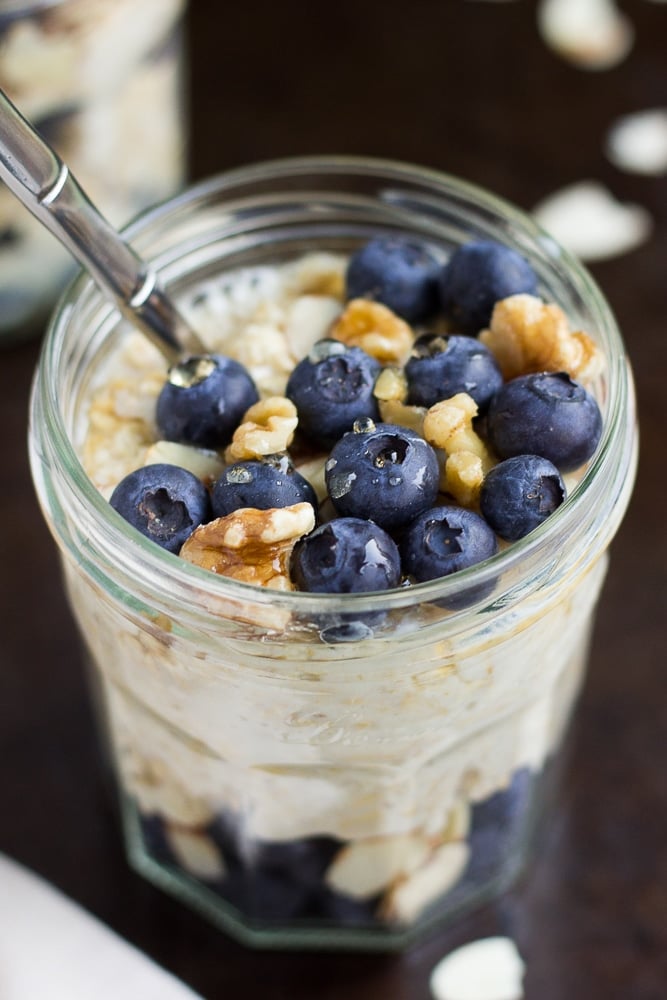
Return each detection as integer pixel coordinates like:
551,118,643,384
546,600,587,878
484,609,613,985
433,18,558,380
330,298,414,364
423,393,488,458
373,366,408,403
444,452,486,508
374,367,427,432
282,252,347,298
479,293,604,382
180,502,315,589
423,393,495,506
225,396,298,461
378,398,427,436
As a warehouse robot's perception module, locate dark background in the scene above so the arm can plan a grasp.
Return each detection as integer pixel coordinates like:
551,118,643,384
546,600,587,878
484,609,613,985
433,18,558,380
2,1,666,997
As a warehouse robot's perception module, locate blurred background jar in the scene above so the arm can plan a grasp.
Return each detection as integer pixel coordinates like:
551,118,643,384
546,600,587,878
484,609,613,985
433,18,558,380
0,0,188,341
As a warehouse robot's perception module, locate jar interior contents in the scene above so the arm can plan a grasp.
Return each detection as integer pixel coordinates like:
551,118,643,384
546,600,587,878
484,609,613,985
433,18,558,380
71,236,609,945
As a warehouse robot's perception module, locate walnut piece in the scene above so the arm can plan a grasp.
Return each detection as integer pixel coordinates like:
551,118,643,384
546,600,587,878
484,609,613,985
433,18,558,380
422,393,495,506
378,398,427,436
282,252,346,298
225,396,298,461
330,298,414,364
444,452,486,509
180,502,315,588
479,293,604,382
373,366,408,403
374,367,427,432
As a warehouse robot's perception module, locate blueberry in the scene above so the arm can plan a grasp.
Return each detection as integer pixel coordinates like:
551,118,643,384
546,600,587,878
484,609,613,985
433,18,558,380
439,240,538,334
291,517,402,595
211,454,318,518
345,236,440,322
252,837,341,890
206,818,342,921
466,768,535,880
325,421,440,531
156,353,259,449
216,866,312,921
480,454,566,541
311,886,381,926
471,768,534,834
109,463,211,553
204,819,297,918
206,810,240,855
140,813,177,866
285,340,381,448
241,841,332,921
405,333,503,411
486,371,603,472
400,505,498,582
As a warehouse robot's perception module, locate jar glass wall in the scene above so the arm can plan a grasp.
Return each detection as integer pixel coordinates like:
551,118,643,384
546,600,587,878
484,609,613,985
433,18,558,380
0,0,187,341
29,158,637,950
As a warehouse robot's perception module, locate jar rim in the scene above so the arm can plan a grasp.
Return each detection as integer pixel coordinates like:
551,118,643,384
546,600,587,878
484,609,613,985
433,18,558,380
32,155,637,622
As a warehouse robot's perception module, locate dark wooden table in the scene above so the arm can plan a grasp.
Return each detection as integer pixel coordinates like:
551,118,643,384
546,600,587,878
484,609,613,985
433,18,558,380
1,2,665,997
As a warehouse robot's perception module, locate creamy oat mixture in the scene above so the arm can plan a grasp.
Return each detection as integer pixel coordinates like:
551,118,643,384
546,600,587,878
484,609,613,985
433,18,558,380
74,251,608,924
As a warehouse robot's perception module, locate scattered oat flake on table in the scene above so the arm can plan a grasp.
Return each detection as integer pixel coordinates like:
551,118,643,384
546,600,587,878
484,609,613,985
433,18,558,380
606,108,667,175
430,937,525,1000
532,181,652,261
537,0,634,70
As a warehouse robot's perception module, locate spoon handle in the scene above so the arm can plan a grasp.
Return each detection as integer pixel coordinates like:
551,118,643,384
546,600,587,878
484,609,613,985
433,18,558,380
0,87,204,363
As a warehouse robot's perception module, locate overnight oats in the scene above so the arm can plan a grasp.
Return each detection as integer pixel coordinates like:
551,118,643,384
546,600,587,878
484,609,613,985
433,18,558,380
28,158,637,949
0,0,186,339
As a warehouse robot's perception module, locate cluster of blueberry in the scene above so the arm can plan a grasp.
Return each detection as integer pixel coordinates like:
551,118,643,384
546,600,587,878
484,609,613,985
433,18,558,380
109,237,602,600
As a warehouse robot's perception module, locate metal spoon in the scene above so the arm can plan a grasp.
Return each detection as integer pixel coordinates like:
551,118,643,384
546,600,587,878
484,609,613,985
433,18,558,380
0,86,204,365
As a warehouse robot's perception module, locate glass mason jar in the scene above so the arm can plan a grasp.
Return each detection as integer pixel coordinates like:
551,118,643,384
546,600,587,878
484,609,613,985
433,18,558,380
29,157,637,951
0,0,187,341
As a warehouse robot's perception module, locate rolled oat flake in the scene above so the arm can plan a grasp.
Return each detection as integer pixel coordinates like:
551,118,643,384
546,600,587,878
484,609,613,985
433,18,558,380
430,936,525,1000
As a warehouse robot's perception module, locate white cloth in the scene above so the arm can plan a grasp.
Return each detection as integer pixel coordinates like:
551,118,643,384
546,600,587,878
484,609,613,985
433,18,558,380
0,853,203,1000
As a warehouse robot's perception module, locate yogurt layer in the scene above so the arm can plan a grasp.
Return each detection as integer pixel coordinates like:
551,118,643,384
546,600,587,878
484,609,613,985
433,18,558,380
68,555,604,843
